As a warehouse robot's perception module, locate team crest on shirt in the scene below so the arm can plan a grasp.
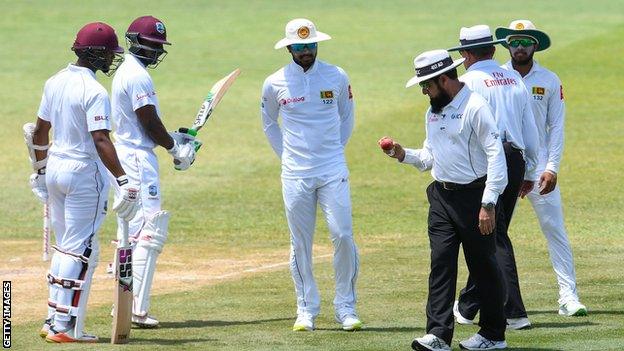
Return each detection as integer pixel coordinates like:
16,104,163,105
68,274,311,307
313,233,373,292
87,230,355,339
532,86,545,95
148,185,158,197
320,90,334,99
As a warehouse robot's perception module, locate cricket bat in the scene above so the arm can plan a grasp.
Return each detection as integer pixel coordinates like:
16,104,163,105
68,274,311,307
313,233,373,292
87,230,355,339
22,122,51,261
43,203,50,261
111,220,132,344
181,68,241,149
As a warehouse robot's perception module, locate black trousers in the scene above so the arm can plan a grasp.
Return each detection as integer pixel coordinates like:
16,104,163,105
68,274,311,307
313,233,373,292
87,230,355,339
457,146,528,320
425,181,506,344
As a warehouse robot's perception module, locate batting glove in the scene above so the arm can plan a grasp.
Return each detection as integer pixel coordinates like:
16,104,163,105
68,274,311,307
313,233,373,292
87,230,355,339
167,138,196,171
113,175,140,221
29,172,48,204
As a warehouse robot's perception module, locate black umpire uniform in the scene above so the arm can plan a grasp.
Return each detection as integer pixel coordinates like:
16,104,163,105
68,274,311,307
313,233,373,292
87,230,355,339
396,50,509,347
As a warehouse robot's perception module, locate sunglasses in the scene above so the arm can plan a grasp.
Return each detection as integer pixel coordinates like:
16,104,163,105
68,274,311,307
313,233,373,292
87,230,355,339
290,42,318,52
508,38,536,48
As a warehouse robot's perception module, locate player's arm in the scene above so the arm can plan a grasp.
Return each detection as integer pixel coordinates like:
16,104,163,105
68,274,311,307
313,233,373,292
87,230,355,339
33,118,51,164
472,104,507,235
135,105,174,150
337,69,354,146
472,104,508,205
539,79,565,194
92,129,126,177
545,81,565,173
261,78,283,158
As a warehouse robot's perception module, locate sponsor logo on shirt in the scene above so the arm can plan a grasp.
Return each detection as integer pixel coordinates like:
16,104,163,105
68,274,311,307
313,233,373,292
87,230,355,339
136,91,156,101
484,72,517,87
348,85,353,99
94,115,109,121
428,114,440,122
451,113,463,119
279,96,305,105
560,85,564,100
532,86,545,95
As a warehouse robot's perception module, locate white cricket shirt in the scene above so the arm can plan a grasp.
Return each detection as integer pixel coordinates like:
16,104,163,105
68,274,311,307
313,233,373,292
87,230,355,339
37,64,111,160
460,59,540,180
111,54,161,149
261,60,354,178
502,60,565,174
401,85,508,204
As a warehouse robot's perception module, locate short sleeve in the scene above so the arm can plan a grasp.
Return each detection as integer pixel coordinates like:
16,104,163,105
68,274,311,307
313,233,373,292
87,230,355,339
128,73,158,111
85,88,112,132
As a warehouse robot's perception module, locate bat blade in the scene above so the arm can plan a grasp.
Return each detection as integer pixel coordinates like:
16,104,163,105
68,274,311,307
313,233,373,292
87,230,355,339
190,68,241,133
111,221,132,344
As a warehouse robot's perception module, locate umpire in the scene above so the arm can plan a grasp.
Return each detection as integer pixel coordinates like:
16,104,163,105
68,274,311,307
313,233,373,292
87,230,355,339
380,49,508,351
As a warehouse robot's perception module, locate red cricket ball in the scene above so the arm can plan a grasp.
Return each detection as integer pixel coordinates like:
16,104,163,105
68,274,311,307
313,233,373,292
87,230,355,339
380,138,394,150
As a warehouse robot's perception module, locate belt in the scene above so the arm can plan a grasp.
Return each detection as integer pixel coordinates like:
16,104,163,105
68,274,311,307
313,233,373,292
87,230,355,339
437,176,486,191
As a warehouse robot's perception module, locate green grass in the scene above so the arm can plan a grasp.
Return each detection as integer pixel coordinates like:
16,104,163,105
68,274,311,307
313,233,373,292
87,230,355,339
1,0,624,350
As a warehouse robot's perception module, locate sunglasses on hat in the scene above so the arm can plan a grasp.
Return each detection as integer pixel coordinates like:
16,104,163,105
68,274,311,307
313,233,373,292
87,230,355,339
508,38,536,48
290,42,317,52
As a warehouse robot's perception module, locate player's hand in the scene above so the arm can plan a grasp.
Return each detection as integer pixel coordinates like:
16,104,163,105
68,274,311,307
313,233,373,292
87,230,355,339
519,180,535,198
538,171,557,195
29,173,48,204
377,137,405,161
478,207,496,235
113,175,140,221
167,140,196,171
169,130,195,146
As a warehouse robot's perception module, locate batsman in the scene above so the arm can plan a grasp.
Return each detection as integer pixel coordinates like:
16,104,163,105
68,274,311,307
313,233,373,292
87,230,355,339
109,15,198,328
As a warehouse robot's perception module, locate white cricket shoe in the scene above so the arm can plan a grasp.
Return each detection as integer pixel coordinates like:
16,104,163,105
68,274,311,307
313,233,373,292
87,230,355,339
335,313,363,331
559,300,587,316
411,334,451,351
454,300,474,325
459,333,507,350
292,314,315,331
39,318,52,338
132,314,160,328
506,317,531,330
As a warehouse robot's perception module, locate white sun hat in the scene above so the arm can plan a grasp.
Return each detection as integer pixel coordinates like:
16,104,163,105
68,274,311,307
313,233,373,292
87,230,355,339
447,24,506,52
406,49,465,88
274,18,331,50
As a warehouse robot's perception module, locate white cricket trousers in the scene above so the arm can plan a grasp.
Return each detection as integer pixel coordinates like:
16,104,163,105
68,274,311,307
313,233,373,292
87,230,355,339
112,144,161,238
281,168,359,318
527,185,580,304
45,155,107,329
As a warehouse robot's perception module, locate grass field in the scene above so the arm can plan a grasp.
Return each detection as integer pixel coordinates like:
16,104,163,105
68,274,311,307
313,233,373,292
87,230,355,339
1,0,623,350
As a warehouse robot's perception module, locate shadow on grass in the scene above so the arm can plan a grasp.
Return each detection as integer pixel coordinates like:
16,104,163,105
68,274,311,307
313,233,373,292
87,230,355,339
314,326,425,333
530,320,598,328
528,309,624,316
158,317,291,329
123,337,217,345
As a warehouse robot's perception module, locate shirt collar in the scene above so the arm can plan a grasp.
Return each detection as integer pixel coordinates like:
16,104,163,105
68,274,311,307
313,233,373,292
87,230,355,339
503,59,541,77
467,59,499,72
289,59,319,75
67,63,96,79
126,53,147,68
446,84,470,110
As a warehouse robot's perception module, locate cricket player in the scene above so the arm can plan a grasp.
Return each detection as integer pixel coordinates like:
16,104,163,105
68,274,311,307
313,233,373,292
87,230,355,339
448,25,540,330
496,19,587,317
383,49,508,351
261,18,361,331
110,15,197,328
29,22,140,343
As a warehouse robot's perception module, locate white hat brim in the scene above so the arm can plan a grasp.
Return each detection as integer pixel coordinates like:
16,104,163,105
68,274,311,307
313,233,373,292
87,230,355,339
405,58,465,88
274,31,331,49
